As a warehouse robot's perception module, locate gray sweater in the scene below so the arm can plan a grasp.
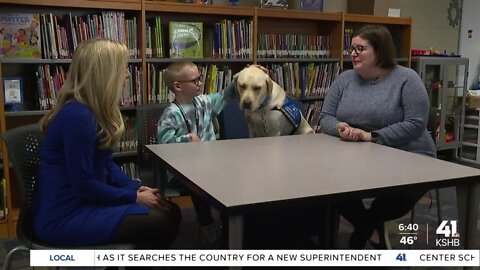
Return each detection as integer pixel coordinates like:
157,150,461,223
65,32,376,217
320,65,436,157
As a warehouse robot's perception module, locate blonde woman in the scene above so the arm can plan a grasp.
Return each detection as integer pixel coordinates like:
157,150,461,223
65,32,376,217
36,38,181,248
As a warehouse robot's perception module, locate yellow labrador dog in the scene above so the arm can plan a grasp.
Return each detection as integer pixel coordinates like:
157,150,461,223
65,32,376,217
235,66,314,137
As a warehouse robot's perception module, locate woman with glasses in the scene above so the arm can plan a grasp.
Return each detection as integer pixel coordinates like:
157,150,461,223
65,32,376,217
320,25,436,249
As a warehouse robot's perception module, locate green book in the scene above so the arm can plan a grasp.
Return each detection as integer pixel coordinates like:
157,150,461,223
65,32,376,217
169,21,203,58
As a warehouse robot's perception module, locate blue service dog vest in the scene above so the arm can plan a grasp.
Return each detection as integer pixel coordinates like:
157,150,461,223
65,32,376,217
273,96,302,135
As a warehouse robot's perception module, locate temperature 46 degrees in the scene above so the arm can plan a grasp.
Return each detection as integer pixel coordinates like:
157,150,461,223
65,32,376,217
400,236,417,245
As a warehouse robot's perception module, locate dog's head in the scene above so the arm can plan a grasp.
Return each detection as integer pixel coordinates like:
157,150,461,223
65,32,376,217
234,66,273,111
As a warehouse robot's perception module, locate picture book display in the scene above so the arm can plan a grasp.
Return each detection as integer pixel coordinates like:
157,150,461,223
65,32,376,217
169,21,203,58
0,13,41,58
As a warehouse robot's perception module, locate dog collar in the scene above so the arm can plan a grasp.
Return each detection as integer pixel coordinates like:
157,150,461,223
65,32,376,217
259,96,270,109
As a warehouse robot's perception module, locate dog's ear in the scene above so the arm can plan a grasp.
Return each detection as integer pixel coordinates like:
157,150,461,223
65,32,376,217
232,70,240,99
266,74,273,96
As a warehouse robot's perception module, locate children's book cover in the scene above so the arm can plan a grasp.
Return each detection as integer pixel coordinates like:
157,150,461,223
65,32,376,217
300,0,323,11
169,21,203,58
0,13,41,58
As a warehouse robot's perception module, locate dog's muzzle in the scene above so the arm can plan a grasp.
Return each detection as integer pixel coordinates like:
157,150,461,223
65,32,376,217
242,100,252,109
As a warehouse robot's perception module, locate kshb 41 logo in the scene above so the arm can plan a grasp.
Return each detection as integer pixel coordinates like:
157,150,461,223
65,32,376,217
435,220,460,247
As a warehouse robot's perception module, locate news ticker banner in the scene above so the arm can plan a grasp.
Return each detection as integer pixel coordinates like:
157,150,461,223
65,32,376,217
31,250,479,267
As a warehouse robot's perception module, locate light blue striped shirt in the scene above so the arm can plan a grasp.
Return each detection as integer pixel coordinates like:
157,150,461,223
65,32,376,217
157,82,235,144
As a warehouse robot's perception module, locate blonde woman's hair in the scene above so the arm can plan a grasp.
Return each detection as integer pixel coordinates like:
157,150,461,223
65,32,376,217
164,61,197,90
39,38,128,149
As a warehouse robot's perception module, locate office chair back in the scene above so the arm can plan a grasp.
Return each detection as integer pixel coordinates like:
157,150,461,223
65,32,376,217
1,124,42,246
136,103,170,187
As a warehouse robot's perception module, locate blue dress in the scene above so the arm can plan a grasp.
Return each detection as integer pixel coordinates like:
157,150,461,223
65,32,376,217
34,101,148,246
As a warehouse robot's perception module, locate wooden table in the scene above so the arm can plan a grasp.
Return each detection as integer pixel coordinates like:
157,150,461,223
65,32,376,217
147,133,480,249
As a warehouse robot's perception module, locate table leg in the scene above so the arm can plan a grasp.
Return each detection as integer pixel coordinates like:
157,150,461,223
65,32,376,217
466,183,480,249
457,182,480,250
229,215,244,270
152,158,168,198
229,215,244,249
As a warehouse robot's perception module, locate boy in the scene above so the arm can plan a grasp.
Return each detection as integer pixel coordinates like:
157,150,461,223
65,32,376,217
157,61,234,247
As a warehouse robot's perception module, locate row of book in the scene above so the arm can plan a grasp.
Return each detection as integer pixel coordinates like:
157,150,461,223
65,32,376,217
146,62,339,103
35,64,143,110
146,63,233,104
0,12,340,61
301,100,324,133
145,17,165,58
257,34,331,59
264,62,340,98
40,12,138,59
16,61,335,111
119,162,138,180
116,116,138,153
204,19,253,59
343,28,354,57
147,19,253,59
0,12,138,59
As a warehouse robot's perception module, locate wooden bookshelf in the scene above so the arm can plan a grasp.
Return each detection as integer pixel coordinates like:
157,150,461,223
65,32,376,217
0,0,412,238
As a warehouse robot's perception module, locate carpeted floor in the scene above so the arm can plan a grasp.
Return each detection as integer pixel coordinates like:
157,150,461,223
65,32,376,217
0,187,476,270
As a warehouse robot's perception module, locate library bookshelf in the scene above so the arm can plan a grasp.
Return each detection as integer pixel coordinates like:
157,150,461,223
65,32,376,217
0,0,412,238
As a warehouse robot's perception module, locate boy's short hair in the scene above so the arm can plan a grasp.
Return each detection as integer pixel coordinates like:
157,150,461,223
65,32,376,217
165,61,197,90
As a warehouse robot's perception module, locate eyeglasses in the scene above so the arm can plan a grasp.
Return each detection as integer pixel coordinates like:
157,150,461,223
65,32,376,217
176,76,201,86
348,45,370,54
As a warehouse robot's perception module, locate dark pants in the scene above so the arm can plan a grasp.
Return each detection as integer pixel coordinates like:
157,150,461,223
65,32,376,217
191,192,214,226
243,205,327,249
171,177,214,226
111,201,181,249
336,189,427,249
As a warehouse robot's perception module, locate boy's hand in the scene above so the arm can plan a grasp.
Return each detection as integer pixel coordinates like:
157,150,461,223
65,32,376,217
189,133,200,142
248,64,268,74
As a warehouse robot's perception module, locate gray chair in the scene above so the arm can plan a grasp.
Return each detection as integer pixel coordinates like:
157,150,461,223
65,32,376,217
1,124,132,270
136,103,181,197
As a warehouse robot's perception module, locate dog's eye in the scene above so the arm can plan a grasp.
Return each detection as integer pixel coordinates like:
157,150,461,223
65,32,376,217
239,84,246,89
253,86,261,91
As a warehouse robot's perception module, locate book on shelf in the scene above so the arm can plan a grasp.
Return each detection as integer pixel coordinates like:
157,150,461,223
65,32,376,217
260,0,288,9
146,16,164,58
0,178,6,221
0,13,41,58
3,77,24,112
300,0,323,11
169,21,203,58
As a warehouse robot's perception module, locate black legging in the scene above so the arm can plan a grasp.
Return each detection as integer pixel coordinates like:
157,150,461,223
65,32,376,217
111,201,182,249
336,189,426,249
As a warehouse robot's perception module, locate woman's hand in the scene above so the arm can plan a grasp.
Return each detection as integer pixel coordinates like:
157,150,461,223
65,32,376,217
136,188,161,208
138,186,158,193
336,122,356,140
337,124,372,142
